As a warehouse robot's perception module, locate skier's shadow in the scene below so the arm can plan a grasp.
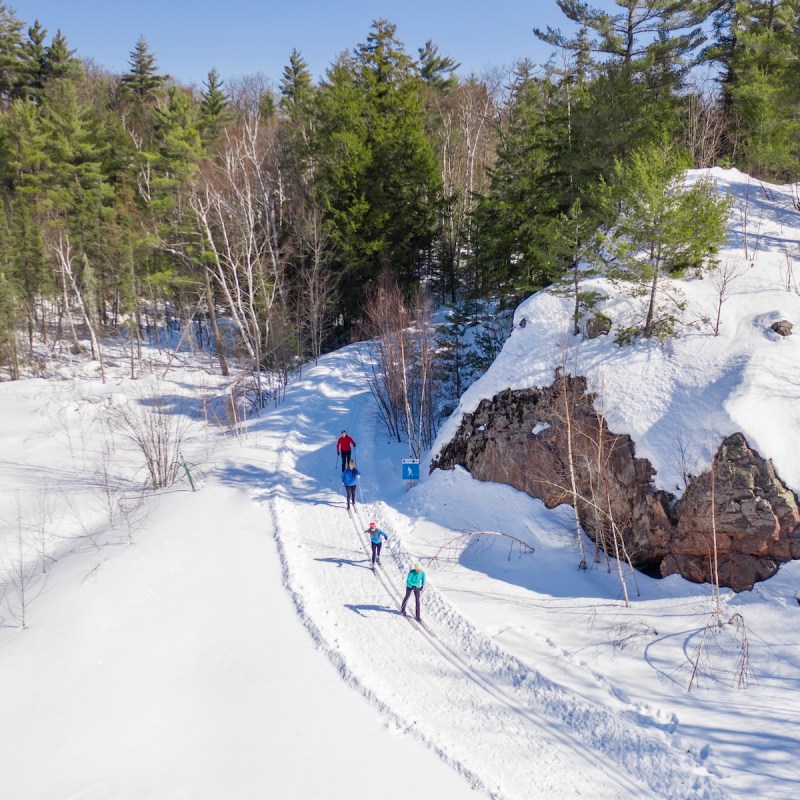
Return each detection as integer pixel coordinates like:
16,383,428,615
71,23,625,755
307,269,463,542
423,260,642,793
344,603,397,618
315,556,372,571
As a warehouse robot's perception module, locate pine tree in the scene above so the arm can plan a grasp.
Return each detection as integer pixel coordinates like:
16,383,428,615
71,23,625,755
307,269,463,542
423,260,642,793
120,35,167,101
600,139,730,339
704,0,800,179
199,67,231,144
280,49,314,116
0,2,25,104
279,50,316,186
314,20,440,316
535,1,709,155
417,40,460,95
472,66,566,297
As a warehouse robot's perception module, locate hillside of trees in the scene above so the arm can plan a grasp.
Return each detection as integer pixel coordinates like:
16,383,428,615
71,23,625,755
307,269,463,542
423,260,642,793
0,0,798,386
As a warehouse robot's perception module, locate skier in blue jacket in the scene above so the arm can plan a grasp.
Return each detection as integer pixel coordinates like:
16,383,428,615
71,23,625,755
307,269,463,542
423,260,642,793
366,521,388,566
342,459,360,510
400,563,426,622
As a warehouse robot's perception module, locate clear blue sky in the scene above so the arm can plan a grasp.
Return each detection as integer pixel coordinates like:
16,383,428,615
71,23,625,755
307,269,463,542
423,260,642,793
9,0,585,87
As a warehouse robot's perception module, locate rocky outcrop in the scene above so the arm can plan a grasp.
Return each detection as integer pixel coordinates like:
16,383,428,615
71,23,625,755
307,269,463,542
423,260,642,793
432,375,800,591
663,433,800,588
771,319,793,336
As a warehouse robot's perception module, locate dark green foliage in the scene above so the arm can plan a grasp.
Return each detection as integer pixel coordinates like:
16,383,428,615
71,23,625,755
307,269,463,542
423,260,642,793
121,36,166,100
199,68,232,143
313,20,440,319
417,40,460,94
0,3,25,101
280,49,314,116
599,139,730,338
472,67,568,298
0,6,784,379
704,0,800,179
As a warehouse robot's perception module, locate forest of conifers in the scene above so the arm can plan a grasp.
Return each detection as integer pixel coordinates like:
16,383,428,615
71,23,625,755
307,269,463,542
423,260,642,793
0,1,798,380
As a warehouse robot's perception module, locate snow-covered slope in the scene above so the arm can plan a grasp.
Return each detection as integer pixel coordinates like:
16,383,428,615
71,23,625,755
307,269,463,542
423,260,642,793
434,168,800,495
1,168,798,799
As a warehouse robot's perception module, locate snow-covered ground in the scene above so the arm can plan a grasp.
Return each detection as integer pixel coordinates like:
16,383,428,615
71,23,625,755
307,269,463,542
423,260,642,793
1,168,799,799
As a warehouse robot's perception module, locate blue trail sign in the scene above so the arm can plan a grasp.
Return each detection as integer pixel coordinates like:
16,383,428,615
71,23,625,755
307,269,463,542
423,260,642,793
402,459,420,480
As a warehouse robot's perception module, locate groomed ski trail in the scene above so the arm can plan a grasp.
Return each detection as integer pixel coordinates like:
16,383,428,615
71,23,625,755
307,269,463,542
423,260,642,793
246,345,726,800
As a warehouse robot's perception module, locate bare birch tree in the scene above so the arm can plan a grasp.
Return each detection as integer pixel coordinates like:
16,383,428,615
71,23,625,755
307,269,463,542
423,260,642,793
191,110,288,403
50,232,105,383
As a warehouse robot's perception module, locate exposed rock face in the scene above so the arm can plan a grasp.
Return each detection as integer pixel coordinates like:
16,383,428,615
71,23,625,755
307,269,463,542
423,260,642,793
432,375,800,591
586,314,612,339
664,433,800,588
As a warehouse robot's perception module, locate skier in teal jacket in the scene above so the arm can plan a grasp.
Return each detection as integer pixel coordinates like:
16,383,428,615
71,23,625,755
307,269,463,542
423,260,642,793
400,563,426,622
366,521,388,566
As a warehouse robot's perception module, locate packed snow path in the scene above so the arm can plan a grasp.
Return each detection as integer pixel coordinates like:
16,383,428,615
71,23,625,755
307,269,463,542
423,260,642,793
241,346,725,800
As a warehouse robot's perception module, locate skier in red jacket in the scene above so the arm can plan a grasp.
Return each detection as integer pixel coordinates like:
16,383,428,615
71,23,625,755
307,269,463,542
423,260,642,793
336,430,356,472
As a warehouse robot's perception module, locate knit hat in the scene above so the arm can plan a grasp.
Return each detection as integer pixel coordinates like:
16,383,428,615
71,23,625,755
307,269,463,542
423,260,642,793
369,521,376,528
413,563,422,571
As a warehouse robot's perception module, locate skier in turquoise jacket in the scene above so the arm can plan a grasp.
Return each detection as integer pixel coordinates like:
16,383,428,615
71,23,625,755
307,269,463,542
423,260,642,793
366,521,388,566
342,459,360,511
400,563,426,622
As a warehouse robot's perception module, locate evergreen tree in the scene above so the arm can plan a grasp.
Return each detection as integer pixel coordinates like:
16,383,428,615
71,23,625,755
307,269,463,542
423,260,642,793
599,139,730,339
0,2,25,104
199,67,231,143
472,66,567,297
279,49,314,116
314,20,440,316
279,49,316,186
704,0,800,178
19,19,46,101
417,40,460,95
17,23,81,103
120,35,167,100
535,1,710,156
43,30,81,84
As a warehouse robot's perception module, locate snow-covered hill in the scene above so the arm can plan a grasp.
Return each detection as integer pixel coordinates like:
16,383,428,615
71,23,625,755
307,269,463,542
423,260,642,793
0,168,798,799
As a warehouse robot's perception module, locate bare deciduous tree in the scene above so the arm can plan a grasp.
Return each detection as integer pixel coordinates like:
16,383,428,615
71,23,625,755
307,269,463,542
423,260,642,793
362,274,443,456
294,203,338,363
50,232,105,383
711,260,745,336
106,380,195,490
191,110,289,403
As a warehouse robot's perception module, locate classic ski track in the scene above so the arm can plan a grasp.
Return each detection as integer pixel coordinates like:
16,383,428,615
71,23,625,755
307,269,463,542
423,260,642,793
263,442,493,798
345,507,649,798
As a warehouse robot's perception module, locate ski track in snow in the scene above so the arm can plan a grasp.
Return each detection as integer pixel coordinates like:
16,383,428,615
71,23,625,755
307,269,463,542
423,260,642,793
245,347,726,800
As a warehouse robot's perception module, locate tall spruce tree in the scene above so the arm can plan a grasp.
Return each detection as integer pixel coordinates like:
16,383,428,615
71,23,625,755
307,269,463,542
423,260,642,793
0,3,25,104
121,35,167,101
314,20,440,318
199,68,231,144
472,64,569,297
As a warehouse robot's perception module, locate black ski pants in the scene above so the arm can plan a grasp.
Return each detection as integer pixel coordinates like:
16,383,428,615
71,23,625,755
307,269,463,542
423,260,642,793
345,484,356,508
371,541,382,564
339,449,351,471
401,586,422,620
